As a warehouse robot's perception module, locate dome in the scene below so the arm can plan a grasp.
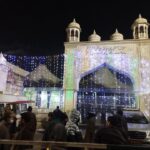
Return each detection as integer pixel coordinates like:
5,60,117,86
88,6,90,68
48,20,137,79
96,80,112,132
132,14,149,29
67,19,81,30
88,30,101,42
0,52,7,65
134,14,148,24
110,29,124,41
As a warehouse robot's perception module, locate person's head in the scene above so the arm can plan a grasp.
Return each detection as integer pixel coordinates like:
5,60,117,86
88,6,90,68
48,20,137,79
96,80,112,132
116,108,123,116
107,115,121,127
20,112,31,124
27,106,32,112
56,106,59,109
70,109,80,124
3,111,14,124
4,105,11,113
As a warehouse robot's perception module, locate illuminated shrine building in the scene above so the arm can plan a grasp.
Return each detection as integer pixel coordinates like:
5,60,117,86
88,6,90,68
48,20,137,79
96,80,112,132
64,15,150,119
1,14,150,122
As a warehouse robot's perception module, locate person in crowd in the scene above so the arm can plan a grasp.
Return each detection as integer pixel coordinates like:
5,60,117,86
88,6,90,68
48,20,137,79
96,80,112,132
101,109,106,126
48,112,53,122
42,112,54,141
0,111,12,150
42,112,53,130
94,115,128,144
65,109,83,142
27,106,37,133
65,109,83,150
4,105,11,114
63,112,68,125
9,110,17,139
43,111,67,141
42,111,67,150
116,108,128,135
53,106,64,120
84,112,96,143
1,107,17,139
49,112,67,141
12,112,35,150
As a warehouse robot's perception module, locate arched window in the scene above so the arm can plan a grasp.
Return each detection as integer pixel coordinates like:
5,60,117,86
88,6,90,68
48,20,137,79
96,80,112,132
135,27,138,34
75,30,78,37
71,30,74,36
135,27,138,38
140,26,144,33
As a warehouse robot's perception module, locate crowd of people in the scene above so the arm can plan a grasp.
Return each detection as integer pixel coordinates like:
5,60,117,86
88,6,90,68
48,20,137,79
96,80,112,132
0,105,129,150
0,105,37,150
41,106,129,150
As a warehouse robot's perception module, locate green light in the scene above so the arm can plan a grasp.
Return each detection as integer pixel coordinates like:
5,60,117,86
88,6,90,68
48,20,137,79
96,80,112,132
66,90,74,101
65,50,74,89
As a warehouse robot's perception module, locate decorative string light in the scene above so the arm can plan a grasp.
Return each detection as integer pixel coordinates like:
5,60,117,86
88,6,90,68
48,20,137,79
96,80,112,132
3,45,150,117
76,47,139,121
4,54,64,109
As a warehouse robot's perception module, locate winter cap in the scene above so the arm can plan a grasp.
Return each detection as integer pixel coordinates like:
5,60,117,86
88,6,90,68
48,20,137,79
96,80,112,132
70,109,80,123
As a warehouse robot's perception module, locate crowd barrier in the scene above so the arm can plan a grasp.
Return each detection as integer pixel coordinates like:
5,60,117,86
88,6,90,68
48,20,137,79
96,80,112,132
0,139,150,150
0,140,107,150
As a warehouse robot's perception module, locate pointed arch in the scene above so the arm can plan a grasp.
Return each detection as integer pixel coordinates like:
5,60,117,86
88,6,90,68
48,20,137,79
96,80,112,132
71,30,74,37
75,30,78,37
77,63,136,122
80,63,134,85
140,26,144,33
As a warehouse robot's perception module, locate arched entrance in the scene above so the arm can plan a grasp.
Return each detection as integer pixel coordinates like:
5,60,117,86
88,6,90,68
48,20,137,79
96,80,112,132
77,63,135,122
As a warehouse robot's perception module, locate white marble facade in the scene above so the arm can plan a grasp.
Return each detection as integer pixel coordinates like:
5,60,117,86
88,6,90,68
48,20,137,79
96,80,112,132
63,15,150,117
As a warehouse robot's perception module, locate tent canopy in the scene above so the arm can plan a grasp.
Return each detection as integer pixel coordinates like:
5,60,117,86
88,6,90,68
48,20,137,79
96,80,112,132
27,64,61,84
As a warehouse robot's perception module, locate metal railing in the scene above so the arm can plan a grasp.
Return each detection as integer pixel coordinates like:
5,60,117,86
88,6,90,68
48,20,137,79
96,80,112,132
0,139,150,150
0,140,107,150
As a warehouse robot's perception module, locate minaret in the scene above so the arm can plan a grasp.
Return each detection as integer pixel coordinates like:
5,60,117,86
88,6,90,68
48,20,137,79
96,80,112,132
66,19,81,42
131,14,149,39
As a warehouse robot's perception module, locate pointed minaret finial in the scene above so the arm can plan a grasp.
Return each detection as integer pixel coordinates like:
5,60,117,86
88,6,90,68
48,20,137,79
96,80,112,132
139,14,142,18
73,18,76,22
115,29,118,33
93,30,96,34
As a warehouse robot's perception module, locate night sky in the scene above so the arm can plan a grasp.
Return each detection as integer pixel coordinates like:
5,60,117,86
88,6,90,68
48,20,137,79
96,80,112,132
0,1,150,56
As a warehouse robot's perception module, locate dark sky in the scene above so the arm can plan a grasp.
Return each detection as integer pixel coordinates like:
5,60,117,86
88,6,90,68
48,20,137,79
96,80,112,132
0,1,150,56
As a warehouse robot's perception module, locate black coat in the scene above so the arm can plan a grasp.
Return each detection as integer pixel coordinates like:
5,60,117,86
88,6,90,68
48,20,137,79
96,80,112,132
13,123,35,150
95,127,128,144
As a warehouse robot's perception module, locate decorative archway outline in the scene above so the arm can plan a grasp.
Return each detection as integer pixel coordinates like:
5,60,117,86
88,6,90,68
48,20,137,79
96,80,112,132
79,62,134,88
77,62,136,122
